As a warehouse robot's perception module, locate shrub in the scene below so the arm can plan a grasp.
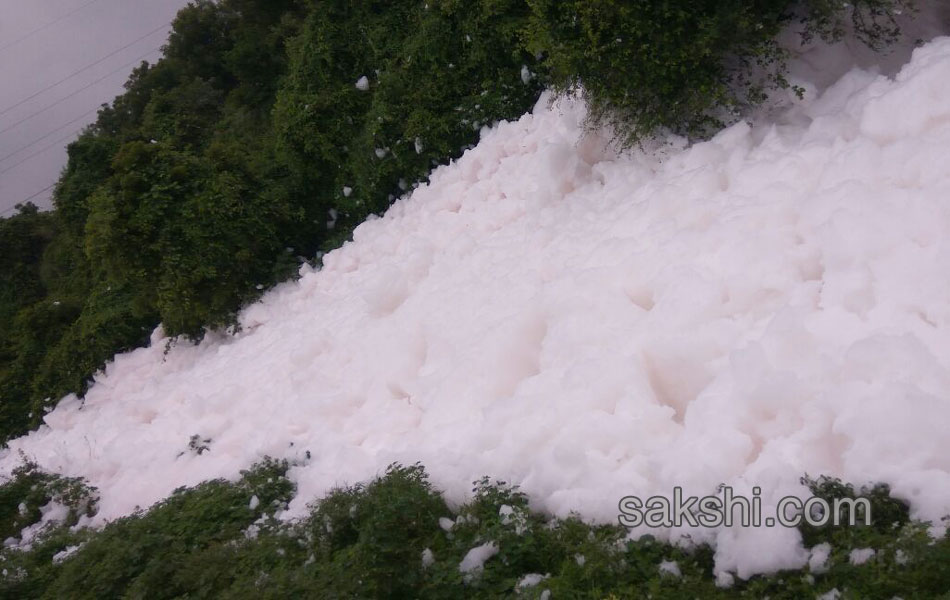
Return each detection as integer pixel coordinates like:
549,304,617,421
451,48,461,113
273,0,545,242
525,0,913,144
0,460,97,544
6,463,950,597
0,459,293,599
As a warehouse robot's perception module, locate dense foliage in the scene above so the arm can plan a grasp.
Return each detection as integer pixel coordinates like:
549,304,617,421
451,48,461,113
526,0,915,142
2,461,948,598
0,0,911,444
274,0,544,243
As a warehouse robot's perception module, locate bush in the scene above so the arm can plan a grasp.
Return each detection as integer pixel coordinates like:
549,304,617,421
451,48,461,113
4,463,950,598
0,460,97,544
0,459,293,599
274,0,545,242
525,0,913,144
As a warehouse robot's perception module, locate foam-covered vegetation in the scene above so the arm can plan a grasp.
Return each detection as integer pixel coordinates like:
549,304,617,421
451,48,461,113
4,18,950,581
3,461,947,598
3,1,950,595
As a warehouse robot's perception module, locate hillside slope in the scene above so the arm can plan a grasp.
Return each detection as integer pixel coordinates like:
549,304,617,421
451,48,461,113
4,31,950,576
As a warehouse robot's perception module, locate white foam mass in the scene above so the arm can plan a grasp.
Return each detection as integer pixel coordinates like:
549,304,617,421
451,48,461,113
5,35,950,577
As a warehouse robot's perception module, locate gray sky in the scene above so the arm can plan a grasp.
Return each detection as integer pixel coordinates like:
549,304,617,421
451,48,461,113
0,0,192,217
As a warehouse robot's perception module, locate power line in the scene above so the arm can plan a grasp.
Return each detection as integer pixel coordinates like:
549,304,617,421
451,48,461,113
0,46,162,137
20,182,55,204
0,183,55,217
0,107,98,165
0,127,85,177
0,20,170,119
0,0,106,54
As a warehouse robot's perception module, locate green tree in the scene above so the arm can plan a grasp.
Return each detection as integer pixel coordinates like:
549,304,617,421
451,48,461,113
525,0,912,144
